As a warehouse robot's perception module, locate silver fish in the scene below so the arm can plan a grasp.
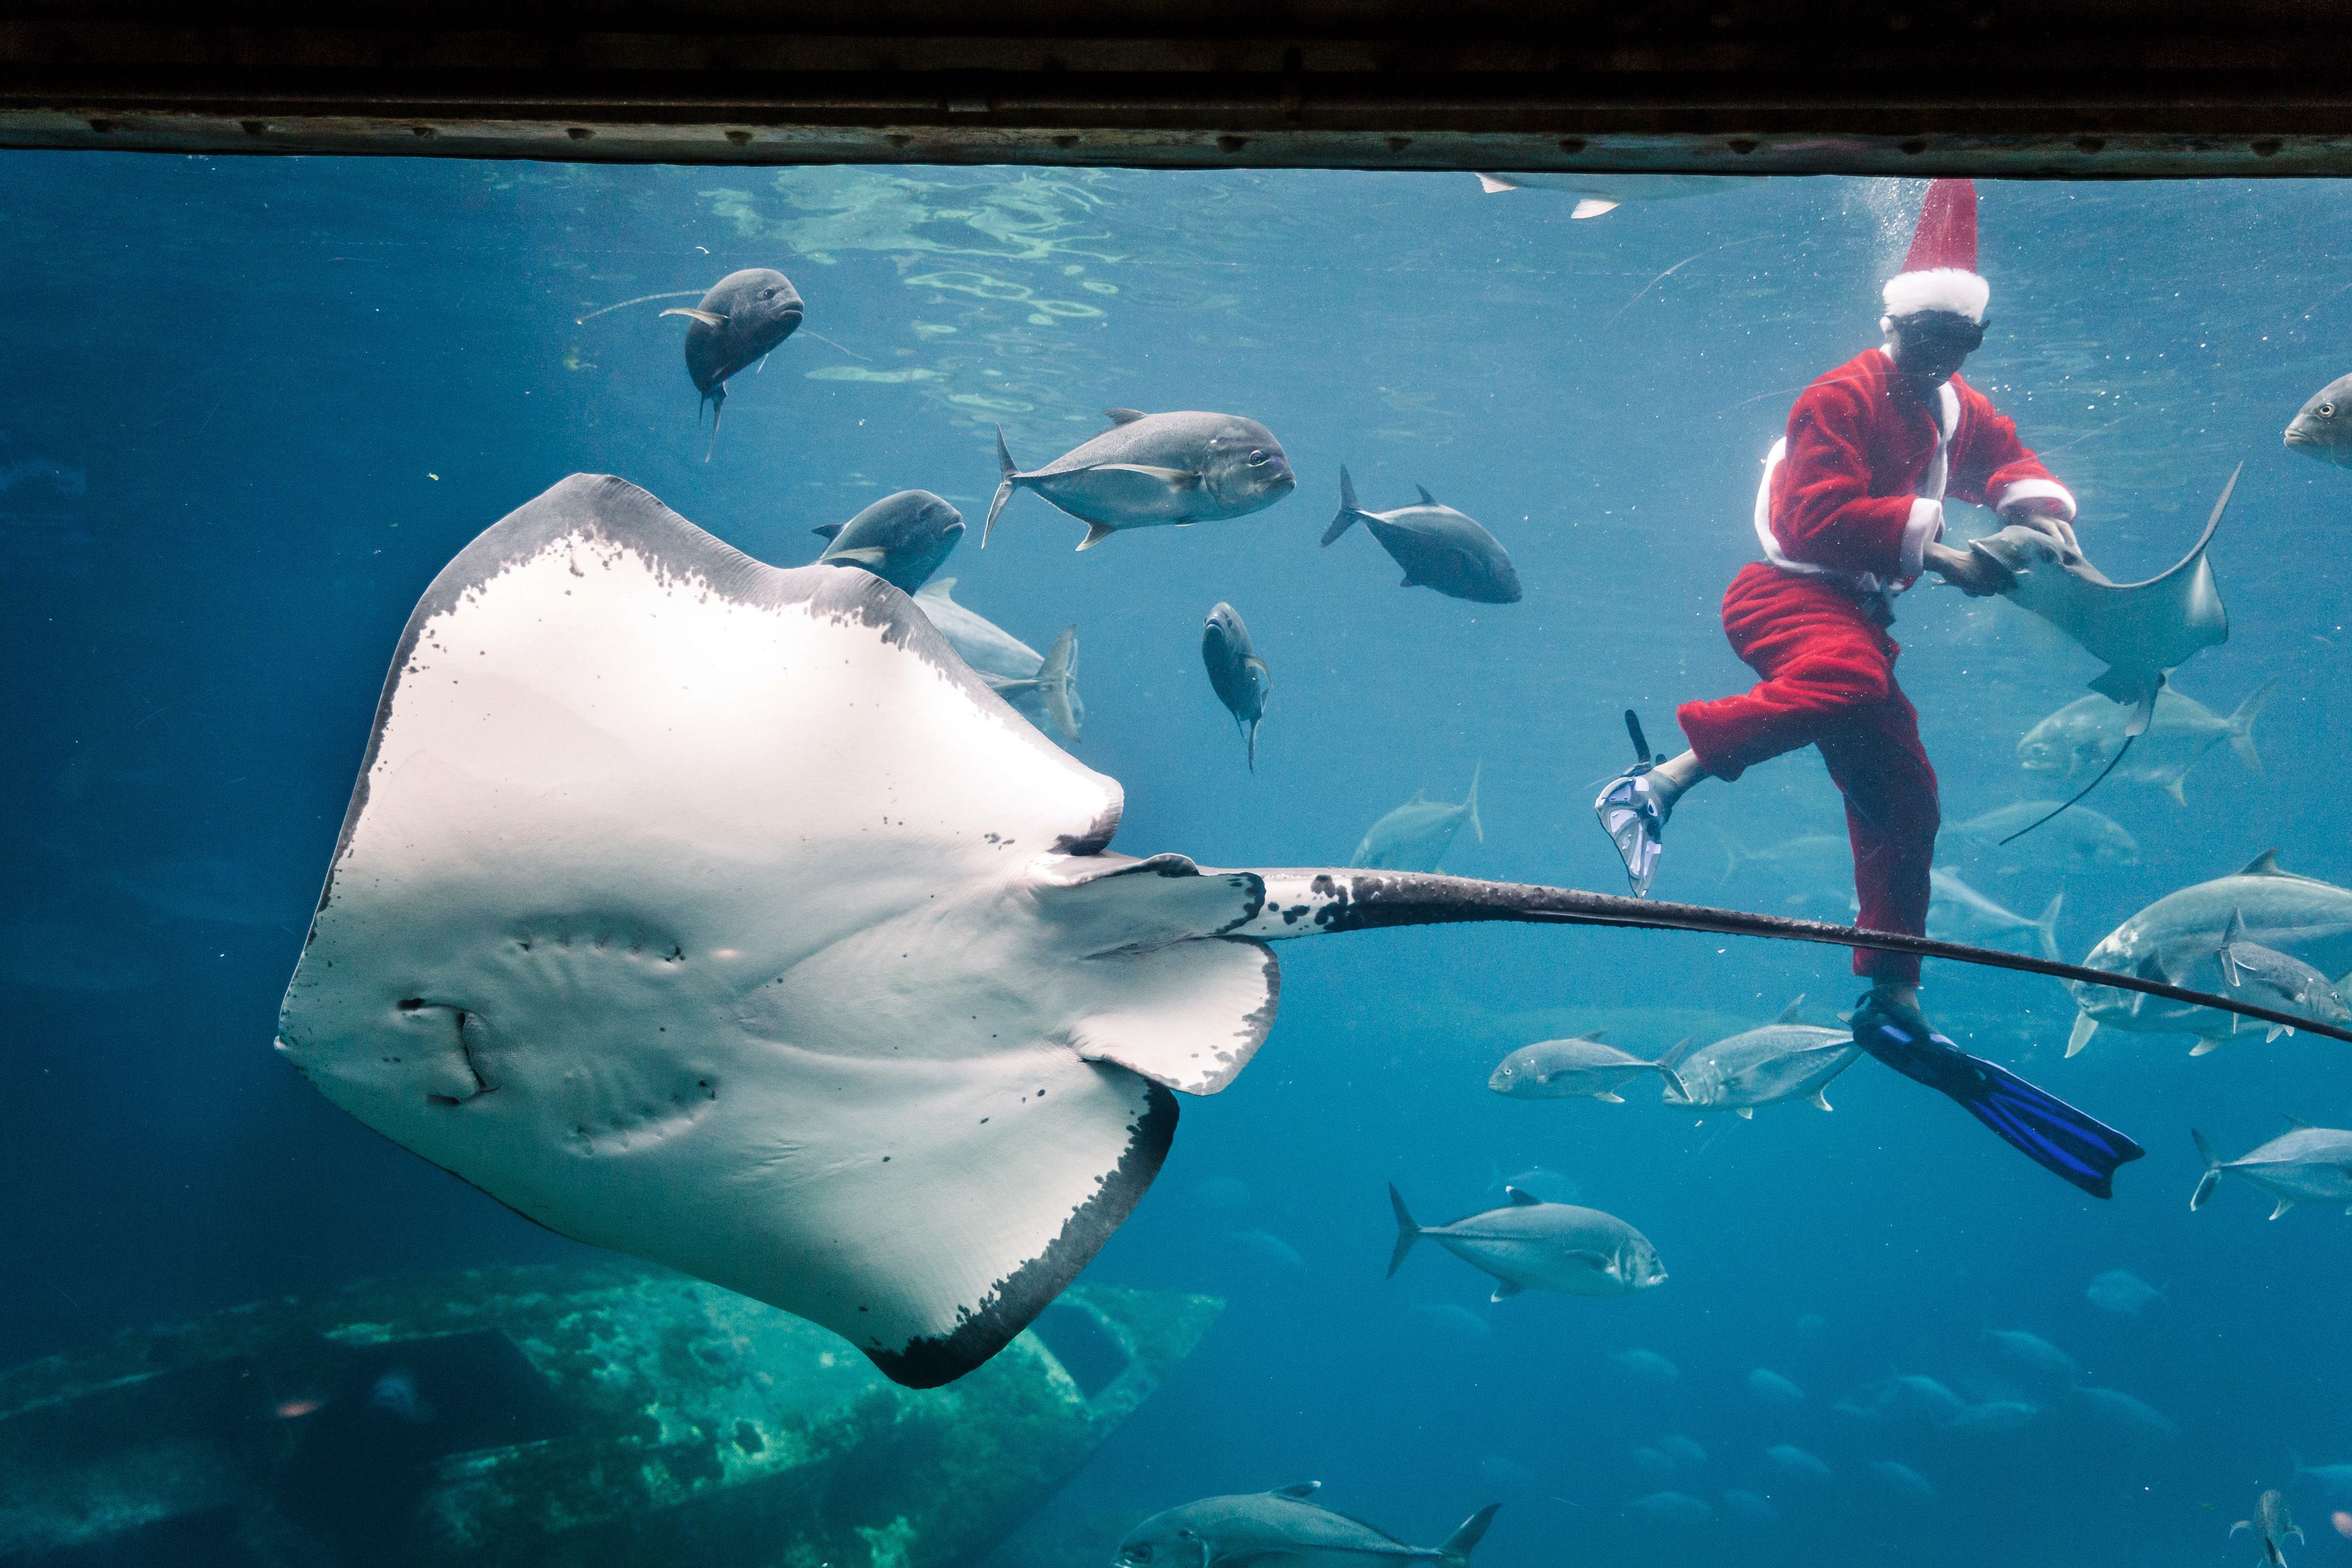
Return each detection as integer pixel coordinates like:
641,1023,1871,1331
663,268,804,442
2067,851,2352,1056
2071,1384,2177,1436
1984,1328,2078,1380
2219,909,2352,1041
1928,869,2063,962
2017,684,2270,804
911,578,1081,742
2234,1489,2303,1567
1944,802,2138,872
1657,998,1859,1118
1746,1367,1804,1405
988,408,1295,549
1388,1186,1665,1301
1201,602,1271,771
810,489,964,594
1627,1491,1711,1522
1350,768,1483,872
1613,1349,1680,1383
1469,171,1761,218
2191,1119,2352,1218
1765,1444,1832,1480
2085,1269,2163,1315
1719,832,1852,888
2293,1457,2352,1495
1114,1484,1497,1568
1943,1400,2038,1433
1323,468,1522,604
1486,1033,1688,1103
1870,1461,1936,1500
2286,372,2352,466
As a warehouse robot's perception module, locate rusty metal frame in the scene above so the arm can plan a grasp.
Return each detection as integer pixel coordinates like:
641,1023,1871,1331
1,4,2349,172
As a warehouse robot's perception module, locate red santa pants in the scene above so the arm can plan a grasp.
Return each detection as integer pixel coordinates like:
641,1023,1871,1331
1675,562,1938,986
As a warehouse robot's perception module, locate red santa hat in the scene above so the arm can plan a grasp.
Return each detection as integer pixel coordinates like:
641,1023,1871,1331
1882,178,1989,324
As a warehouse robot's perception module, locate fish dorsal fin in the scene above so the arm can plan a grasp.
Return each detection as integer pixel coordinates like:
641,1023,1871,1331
810,522,845,540
1103,407,1147,425
1656,1036,1697,1070
1504,1186,1543,1206
1270,1481,1322,1499
919,576,956,601
2285,1113,2317,1130
1411,789,1428,802
2225,907,2249,946
1776,995,1806,1024
1416,483,1437,506
1490,1280,1525,1300
2240,848,2285,877
1586,1029,1608,1043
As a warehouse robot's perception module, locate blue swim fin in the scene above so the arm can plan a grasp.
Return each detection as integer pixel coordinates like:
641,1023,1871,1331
1851,994,2144,1199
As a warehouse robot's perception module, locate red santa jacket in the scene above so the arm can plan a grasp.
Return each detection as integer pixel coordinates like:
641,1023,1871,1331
1753,347,2074,593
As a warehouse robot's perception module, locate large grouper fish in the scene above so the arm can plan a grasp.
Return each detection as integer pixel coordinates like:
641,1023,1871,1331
276,476,2345,1388
987,408,1295,549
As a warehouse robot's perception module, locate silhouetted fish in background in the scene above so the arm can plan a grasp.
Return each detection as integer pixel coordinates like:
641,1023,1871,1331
664,268,804,455
1201,601,1271,770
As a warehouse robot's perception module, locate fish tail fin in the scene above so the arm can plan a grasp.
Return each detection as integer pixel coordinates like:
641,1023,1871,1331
1439,1503,1501,1563
983,425,1021,546
702,387,726,462
2190,1128,2222,1210
1037,626,1080,742
2034,889,2065,962
1324,466,1366,546
1465,762,1484,843
1855,1015,2144,1198
1386,1183,1421,1279
1247,717,1259,773
2228,678,2276,775
1711,826,1744,888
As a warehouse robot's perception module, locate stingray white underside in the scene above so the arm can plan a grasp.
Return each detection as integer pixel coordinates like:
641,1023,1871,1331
278,476,1278,1386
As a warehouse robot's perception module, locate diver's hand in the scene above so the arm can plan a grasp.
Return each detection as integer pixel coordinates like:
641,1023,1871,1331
2011,506,2080,555
1924,540,2012,596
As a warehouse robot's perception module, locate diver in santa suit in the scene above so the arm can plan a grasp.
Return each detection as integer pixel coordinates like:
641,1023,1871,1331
1594,178,2142,1197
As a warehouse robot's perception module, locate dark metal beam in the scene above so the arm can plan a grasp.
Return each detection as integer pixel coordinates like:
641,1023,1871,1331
1,3,2349,172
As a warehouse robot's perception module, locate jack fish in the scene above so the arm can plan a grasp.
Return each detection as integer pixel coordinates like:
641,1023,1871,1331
2191,1119,2352,1218
1928,870,2063,961
1486,1032,1688,1103
988,408,1294,549
2017,684,2270,804
1350,768,1484,872
1944,802,2138,872
2066,851,2352,1056
2285,373,2352,466
1658,998,1859,1117
663,268,804,440
810,489,963,593
911,578,1081,742
1387,1185,1666,1300
1323,468,1522,604
2233,1489,2303,1567
2219,909,2352,1041
1115,1483,1498,1568
1200,602,1271,771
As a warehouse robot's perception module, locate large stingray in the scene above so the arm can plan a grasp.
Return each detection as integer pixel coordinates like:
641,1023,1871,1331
279,475,2339,1390
1970,466,2236,729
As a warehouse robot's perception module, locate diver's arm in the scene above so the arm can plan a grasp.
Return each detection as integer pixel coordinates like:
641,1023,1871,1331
1948,376,2079,549
1771,372,1929,581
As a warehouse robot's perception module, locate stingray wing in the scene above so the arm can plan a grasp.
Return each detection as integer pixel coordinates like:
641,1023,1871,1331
278,474,1273,1386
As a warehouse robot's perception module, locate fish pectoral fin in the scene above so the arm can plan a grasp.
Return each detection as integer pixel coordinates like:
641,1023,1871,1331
659,307,728,326
1736,1107,1755,1120
2190,1036,2229,1056
2066,1013,2099,1056
2268,1025,2290,1042
1076,522,1120,551
1571,197,1620,219
1269,1480,1322,1499
2165,776,2188,806
1490,1280,1526,1301
2270,1197,2296,1219
1595,1090,1625,1103
1088,461,1200,488
823,546,890,565
1102,407,1148,425
1809,1089,1834,1111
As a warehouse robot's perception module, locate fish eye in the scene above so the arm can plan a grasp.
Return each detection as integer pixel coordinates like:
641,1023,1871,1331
760,287,778,299
2323,402,2338,417
1247,449,1267,466
1130,1548,1152,1562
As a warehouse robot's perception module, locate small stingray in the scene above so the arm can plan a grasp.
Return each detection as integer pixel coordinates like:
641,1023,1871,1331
278,476,2348,1390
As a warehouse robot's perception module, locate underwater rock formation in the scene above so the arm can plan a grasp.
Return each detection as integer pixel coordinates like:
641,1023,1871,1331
0,1264,1218,1567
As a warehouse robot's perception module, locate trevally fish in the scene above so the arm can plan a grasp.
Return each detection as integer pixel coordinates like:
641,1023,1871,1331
1870,1461,1937,1500
1201,601,1271,771
2285,372,2352,466
1350,768,1484,872
2292,1456,2352,1495
2066,851,2352,1056
1943,802,2138,872
1323,468,1522,604
1388,1186,1665,1301
1765,1444,1832,1480
664,268,804,444
1719,831,1851,889
2191,1119,2352,1218
1114,1483,1498,1568
2016,683,2271,804
1984,1328,2078,1381
810,489,962,593
1231,1228,1306,1269
2085,1269,2164,1315
1927,869,2063,962
1836,1375,1965,1426
2234,1488,2303,1567
2219,910,2352,1041
1747,1367,1805,1405
1470,171,1762,218
2072,1384,2178,1437
911,578,1082,743
1944,1399,2038,1433
1627,1491,1711,1522
988,408,1295,549
1486,1033,1688,1103
1657,998,1859,1118
1613,1348,1680,1383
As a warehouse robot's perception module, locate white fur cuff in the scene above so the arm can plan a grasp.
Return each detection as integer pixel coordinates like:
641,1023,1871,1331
1997,478,2076,521
1899,497,1944,579
1882,268,1989,323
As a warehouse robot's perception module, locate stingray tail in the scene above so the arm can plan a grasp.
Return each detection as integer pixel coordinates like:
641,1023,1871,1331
984,425,1022,546
2228,679,2275,776
1037,626,1081,742
2190,1128,2223,1210
1440,1504,1501,1563
1386,1184,1421,1278
2034,889,2065,963
1325,466,1369,546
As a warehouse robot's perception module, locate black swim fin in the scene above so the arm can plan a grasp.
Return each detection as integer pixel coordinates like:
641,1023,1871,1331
1851,994,2144,1198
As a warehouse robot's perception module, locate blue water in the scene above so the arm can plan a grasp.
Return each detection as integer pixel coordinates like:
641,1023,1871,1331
4,155,2351,1566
